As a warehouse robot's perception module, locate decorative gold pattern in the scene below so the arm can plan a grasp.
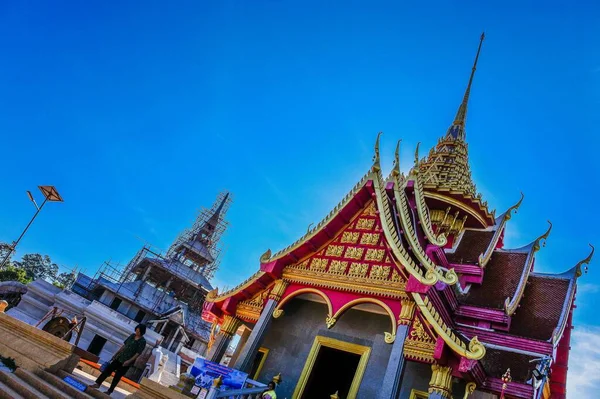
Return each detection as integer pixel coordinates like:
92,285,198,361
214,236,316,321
463,382,476,399
360,232,380,245
404,313,437,363
349,263,369,277
425,191,491,228
326,315,337,329
365,248,385,262
272,309,284,318
237,289,269,322
219,315,242,337
410,318,427,339
292,336,371,399
283,265,407,300
412,292,486,360
328,260,348,274
399,299,416,325
404,338,436,363
345,247,364,260
364,201,378,216
269,279,289,302
356,218,375,230
393,176,458,285
310,258,329,272
326,245,345,257
369,265,391,279
341,231,360,244
428,364,453,398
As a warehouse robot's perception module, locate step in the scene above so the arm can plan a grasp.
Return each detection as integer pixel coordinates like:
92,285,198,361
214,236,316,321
56,371,111,399
0,381,25,399
14,368,71,399
35,370,96,399
0,370,50,399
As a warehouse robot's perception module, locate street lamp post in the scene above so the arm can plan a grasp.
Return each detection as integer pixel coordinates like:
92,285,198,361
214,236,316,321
0,186,63,269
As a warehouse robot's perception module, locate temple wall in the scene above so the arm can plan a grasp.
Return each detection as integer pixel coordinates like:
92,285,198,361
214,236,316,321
256,298,393,399
398,360,431,398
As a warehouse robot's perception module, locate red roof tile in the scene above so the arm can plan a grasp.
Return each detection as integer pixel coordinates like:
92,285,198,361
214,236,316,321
458,251,528,309
509,275,571,341
446,230,495,265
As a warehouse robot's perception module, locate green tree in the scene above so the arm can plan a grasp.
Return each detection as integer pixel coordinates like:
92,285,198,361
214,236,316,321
53,272,76,289
13,253,59,282
0,242,14,266
0,266,31,284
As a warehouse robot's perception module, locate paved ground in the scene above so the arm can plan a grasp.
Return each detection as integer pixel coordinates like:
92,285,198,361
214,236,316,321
72,368,132,399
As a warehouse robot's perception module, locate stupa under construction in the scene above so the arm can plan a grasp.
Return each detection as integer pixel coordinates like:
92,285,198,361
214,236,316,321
8,191,232,384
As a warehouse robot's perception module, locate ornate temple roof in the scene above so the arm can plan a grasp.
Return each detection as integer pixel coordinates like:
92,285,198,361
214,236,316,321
458,250,529,310
509,274,571,341
446,230,495,265
202,34,595,397
416,33,496,228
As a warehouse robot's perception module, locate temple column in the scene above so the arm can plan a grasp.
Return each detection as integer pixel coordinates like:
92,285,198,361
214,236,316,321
233,280,288,372
377,300,414,399
428,364,453,399
167,326,181,351
229,326,251,368
206,315,242,363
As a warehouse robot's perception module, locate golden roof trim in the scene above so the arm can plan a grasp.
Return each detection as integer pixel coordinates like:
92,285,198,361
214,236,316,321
574,244,594,278
412,292,486,360
412,171,448,247
282,266,409,300
393,176,458,285
373,170,440,286
478,192,524,268
504,221,552,316
206,271,266,303
424,191,490,227
264,134,385,263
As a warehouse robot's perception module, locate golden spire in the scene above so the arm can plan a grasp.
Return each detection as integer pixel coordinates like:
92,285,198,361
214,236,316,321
449,32,485,139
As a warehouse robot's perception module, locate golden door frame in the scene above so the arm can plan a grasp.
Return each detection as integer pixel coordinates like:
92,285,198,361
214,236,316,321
292,336,371,399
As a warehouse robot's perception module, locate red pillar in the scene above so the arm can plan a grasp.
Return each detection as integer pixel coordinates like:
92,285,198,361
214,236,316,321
550,307,573,399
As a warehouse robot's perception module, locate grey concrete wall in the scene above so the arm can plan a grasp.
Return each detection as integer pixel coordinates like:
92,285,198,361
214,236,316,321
398,360,431,399
256,298,394,399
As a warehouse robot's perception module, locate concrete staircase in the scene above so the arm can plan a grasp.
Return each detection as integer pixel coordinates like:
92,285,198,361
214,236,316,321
0,368,111,399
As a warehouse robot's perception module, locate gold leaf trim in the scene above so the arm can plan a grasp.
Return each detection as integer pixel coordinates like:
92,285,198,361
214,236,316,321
412,293,485,360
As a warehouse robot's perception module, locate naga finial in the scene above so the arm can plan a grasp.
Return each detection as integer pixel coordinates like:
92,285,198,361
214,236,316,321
575,244,595,277
392,140,402,177
533,221,552,252
372,132,383,172
504,192,524,221
414,142,421,166
260,248,272,263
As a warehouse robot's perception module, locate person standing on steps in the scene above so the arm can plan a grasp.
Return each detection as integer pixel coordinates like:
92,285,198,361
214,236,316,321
90,324,147,395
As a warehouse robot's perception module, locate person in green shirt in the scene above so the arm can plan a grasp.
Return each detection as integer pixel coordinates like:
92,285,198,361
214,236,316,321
261,381,277,399
90,324,147,395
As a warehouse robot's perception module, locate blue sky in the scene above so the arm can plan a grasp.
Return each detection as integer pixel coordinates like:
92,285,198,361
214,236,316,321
1,1,599,395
